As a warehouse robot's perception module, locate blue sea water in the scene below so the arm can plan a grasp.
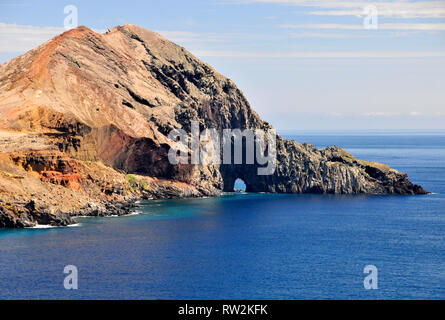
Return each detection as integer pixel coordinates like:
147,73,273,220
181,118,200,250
0,131,444,299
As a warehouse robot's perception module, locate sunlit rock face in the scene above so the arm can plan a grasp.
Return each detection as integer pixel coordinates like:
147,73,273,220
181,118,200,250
0,25,427,227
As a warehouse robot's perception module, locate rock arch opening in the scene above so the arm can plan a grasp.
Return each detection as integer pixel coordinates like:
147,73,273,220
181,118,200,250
234,178,246,192
220,165,262,193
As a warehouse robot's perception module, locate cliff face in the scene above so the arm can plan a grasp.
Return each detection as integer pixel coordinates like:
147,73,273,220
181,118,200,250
0,25,427,227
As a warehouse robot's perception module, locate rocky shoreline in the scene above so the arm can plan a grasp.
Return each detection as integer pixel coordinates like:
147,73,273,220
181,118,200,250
0,199,137,228
0,143,426,228
0,149,219,228
0,24,427,228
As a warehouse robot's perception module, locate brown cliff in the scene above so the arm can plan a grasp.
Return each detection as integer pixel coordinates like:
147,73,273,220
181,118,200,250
0,25,427,228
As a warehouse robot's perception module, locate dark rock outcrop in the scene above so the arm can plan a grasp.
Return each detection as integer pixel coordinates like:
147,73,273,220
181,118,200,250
0,25,427,228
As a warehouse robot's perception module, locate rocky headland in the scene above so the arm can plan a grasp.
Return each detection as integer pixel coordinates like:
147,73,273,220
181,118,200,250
0,25,427,228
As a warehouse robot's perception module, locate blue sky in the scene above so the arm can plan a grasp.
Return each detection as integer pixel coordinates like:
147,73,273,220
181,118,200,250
1,0,444,130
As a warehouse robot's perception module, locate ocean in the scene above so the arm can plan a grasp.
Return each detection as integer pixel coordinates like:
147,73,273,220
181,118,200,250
0,131,444,299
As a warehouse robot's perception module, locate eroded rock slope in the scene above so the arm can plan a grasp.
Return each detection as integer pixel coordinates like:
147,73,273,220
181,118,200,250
0,25,427,227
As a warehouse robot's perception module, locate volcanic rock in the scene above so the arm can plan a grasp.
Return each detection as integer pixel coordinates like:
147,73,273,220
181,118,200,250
0,25,427,227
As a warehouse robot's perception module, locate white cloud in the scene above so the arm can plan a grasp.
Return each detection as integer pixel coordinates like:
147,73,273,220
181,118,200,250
0,23,215,54
288,31,372,38
364,111,430,117
0,23,65,52
194,50,445,58
309,7,445,19
0,23,276,55
155,30,243,43
363,112,398,117
2,22,444,63
280,23,445,31
0,23,106,53
281,23,363,30
329,112,344,117
287,30,425,38
234,0,445,18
